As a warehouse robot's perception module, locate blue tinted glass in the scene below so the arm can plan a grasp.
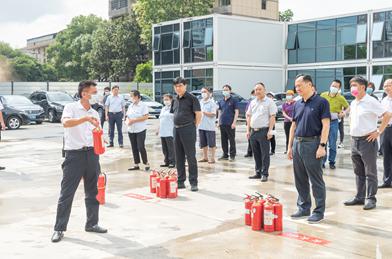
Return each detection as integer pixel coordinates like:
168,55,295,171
288,24,297,33
374,12,385,22
372,22,385,41
298,30,316,48
337,16,357,26
298,22,316,31
316,47,335,62
337,25,356,45
287,31,297,49
317,29,335,47
192,29,206,48
356,24,367,43
385,21,392,41
298,49,316,63
204,27,213,46
317,19,336,29
288,50,297,64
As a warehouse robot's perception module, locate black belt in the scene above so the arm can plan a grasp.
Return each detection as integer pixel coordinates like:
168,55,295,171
175,122,194,129
67,146,94,152
251,127,269,132
295,136,320,142
351,136,368,140
109,111,123,114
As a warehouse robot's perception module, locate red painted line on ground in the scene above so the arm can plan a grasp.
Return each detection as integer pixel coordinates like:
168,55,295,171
279,232,330,245
124,193,154,200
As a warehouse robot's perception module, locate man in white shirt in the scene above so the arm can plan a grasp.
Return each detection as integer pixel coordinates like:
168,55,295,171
105,85,125,148
379,79,392,189
0,98,6,170
246,83,277,182
344,76,392,210
52,81,107,243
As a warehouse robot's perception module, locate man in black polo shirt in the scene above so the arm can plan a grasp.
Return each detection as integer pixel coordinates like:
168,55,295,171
171,77,202,191
287,74,330,224
218,85,239,161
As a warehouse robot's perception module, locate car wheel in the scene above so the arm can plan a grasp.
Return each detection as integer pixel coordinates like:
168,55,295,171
7,116,21,130
48,110,57,123
36,121,43,125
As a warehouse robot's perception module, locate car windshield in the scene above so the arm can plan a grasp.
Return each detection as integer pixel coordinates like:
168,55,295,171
4,96,34,106
141,95,153,102
47,92,74,102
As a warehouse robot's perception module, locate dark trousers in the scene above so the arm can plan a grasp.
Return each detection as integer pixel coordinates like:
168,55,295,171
108,112,123,145
54,149,100,231
250,128,271,177
246,139,253,155
293,138,326,215
174,124,198,186
161,137,175,165
220,125,236,158
284,122,292,151
100,112,105,129
383,128,392,185
128,130,148,165
338,118,344,143
351,137,378,202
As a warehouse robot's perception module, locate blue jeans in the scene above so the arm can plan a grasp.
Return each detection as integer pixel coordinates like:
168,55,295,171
323,119,339,165
293,138,326,215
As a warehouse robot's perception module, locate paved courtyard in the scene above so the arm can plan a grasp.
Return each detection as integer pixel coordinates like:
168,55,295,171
0,120,391,258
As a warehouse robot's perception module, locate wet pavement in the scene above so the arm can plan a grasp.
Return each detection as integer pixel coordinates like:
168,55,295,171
1,120,392,258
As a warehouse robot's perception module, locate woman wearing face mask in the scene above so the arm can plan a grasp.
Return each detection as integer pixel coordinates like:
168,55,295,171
282,90,296,154
126,90,150,171
366,82,379,100
157,94,175,168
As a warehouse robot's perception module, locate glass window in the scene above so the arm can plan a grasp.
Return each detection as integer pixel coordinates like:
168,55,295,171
206,46,214,61
172,32,179,49
356,43,367,59
288,24,297,33
373,41,384,58
337,25,357,45
343,44,356,60
161,51,173,65
183,30,191,48
220,0,231,6
385,65,392,74
287,31,297,49
356,24,367,43
298,31,315,48
316,29,335,47
161,33,173,51
184,48,191,63
374,12,385,23
206,18,213,28
154,52,160,65
162,80,173,95
184,22,191,30
371,75,384,90
385,42,392,58
161,24,173,33
204,27,213,46
316,47,335,62
372,22,385,41
298,22,316,31
174,23,180,31
343,67,355,75
192,29,205,47
153,35,160,51
357,67,366,75
298,49,315,63
387,11,392,21
154,72,161,79
337,16,357,27
261,0,267,10
154,27,160,34
373,66,384,75
206,68,213,77
317,19,335,29
357,14,367,24
173,49,180,63
288,50,297,64
385,21,392,41
192,48,207,63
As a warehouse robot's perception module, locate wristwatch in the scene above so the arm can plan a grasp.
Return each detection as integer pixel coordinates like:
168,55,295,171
319,143,326,147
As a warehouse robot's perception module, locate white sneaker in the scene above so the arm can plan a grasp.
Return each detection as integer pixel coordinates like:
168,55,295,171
338,143,344,148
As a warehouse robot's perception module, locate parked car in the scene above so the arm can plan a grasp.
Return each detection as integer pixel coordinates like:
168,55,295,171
30,91,75,122
73,93,105,118
0,95,45,129
190,90,249,118
373,90,385,101
121,94,163,118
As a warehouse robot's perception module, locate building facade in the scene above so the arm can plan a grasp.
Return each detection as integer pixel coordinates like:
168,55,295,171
213,0,279,20
109,0,136,19
153,8,392,100
23,33,57,64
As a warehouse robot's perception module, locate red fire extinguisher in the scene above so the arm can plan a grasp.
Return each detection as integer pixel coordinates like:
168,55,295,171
159,176,168,199
93,128,105,155
96,173,106,205
156,176,161,198
267,195,283,232
263,201,275,232
166,171,178,199
251,198,264,231
150,170,158,193
244,195,253,226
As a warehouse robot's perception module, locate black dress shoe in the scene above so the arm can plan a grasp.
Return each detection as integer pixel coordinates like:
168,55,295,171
244,154,252,158
363,200,376,210
107,144,114,148
160,164,169,167
51,231,64,243
229,157,235,162
85,225,108,233
261,175,268,182
378,183,392,188
178,182,186,189
0,166,5,170
249,174,261,179
329,164,336,169
128,166,140,171
269,152,275,156
344,198,365,206
191,185,199,192
218,156,229,161
119,145,124,148
290,210,310,219
168,164,175,168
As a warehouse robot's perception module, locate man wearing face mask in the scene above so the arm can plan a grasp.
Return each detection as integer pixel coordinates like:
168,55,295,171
101,87,111,129
217,85,239,161
320,80,349,169
51,81,107,243
344,76,392,210
105,86,125,148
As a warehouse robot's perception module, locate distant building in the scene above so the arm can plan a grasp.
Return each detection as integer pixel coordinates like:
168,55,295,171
109,0,137,19
213,0,279,20
23,33,57,64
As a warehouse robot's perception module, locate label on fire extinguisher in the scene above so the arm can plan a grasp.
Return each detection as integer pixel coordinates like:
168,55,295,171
152,178,157,188
264,210,274,225
170,181,177,193
245,209,250,214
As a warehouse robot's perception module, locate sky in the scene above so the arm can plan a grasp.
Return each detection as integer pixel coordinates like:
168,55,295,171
0,0,391,48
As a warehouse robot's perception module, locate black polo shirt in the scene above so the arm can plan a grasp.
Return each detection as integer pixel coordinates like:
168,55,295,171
171,92,201,127
218,96,239,126
293,93,331,137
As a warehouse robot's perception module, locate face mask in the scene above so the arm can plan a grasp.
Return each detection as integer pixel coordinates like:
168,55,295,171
351,87,359,97
286,95,293,101
104,91,110,96
201,92,209,99
222,91,230,97
330,86,339,94
366,88,374,94
164,100,171,106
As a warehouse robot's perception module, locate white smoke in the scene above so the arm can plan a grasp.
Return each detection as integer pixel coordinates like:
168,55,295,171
0,57,12,81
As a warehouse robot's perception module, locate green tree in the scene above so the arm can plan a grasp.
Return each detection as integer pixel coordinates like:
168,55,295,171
134,60,152,82
279,9,294,22
47,15,104,81
133,0,214,49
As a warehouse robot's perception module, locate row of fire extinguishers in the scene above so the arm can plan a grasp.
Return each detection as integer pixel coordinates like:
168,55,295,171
149,169,178,199
244,192,283,232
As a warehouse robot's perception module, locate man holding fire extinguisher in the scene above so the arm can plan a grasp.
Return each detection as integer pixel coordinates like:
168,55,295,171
51,80,107,243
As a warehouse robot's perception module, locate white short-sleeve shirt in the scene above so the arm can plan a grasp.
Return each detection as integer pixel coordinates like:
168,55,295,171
0,100,3,111
246,97,277,129
126,101,149,133
62,101,100,150
350,94,386,137
381,96,392,125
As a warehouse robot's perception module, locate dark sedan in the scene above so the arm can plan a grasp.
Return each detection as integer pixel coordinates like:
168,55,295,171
0,95,45,129
30,91,75,122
